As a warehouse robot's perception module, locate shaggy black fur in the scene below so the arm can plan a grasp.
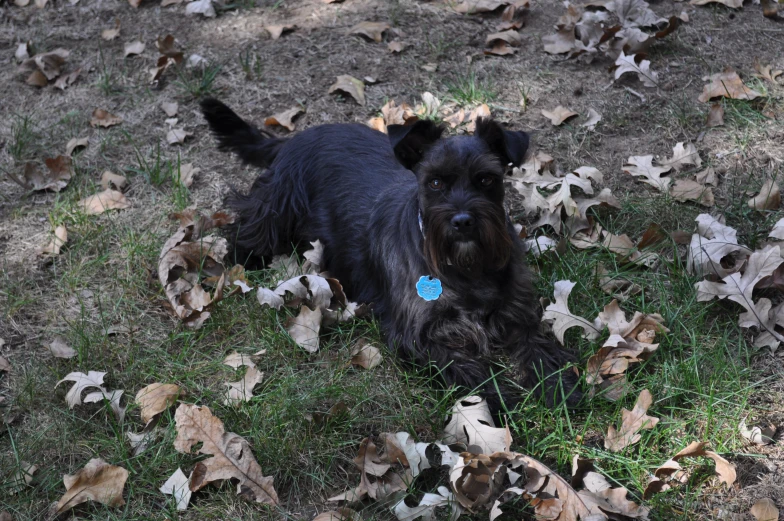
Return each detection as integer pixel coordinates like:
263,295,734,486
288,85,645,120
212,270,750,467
201,98,581,412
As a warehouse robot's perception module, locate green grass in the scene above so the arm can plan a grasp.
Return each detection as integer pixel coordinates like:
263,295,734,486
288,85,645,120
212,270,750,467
445,71,497,107
174,64,222,99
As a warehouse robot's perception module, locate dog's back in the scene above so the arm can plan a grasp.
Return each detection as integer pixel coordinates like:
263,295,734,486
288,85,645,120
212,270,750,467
202,99,415,293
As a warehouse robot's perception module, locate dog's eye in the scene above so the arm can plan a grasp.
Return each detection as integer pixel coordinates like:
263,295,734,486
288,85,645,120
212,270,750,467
428,178,443,190
480,176,495,187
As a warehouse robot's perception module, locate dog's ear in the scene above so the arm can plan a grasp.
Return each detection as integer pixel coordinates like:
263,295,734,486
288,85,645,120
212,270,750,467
387,120,445,170
475,117,530,168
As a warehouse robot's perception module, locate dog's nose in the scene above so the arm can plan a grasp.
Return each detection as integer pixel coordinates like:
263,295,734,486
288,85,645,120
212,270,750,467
451,212,475,230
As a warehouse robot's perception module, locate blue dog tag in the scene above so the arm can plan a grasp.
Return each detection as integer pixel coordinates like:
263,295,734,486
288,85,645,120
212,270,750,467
416,276,442,301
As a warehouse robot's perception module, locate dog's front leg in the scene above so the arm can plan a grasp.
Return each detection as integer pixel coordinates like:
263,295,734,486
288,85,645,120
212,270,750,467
511,330,582,408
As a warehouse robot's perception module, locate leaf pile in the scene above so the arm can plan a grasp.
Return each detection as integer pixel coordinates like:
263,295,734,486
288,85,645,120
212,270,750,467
543,0,683,88
690,215,784,350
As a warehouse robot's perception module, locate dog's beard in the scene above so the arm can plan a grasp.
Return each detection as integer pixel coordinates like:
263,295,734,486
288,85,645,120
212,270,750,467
423,200,512,277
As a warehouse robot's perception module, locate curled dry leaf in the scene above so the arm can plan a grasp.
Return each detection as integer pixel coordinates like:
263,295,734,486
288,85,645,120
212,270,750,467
543,280,602,344
174,403,279,504
265,24,296,40
56,371,107,408
646,441,736,499
135,382,180,425
623,155,672,192
167,128,193,145
123,40,145,57
15,42,30,62
265,107,304,132
350,339,383,369
770,218,784,241
161,101,178,117
314,509,362,521
707,103,724,127
613,51,658,88
175,163,198,187
739,419,776,445
605,389,659,451
160,468,192,511
185,0,216,17
662,142,701,171
442,395,510,454
223,355,264,406
485,30,522,55
83,389,126,423
393,487,456,521
101,19,121,40
126,430,155,455
754,59,783,84
48,336,76,358
453,0,528,14
50,68,79,90
20,48,69,83
690,0,742,8
542,106,578,126
670,179,714,207
79,189,130,215
751,498,779,521
90,109,122,128
100,171,128,191
581,108,602,130
388,41,406,53
698,68,762,103
65,137,89,156
687,214,751,277
287,306,322,353
0,356,9,372
8,159,71,192
329,75,366,106
55,458,128,514
748,179,781,211
350,21,390,42
8,461,38,495
39,225,68,255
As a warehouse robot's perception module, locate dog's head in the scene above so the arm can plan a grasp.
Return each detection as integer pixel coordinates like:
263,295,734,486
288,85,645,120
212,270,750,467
410,118,529,276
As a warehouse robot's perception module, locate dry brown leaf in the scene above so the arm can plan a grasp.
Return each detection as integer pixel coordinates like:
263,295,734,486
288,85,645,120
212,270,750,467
543,280,602,344
613,51,658,88
698,68,762,103
9,161,69,192
265,24,296,40
349,21,390,42
581,108,602,130
65,136,89,156
20,48,69,82
287,306,322,352
670,179,714,206
39,225,68,255
595,263,642,301
465,103,491,133
224,366,264,406
696,245,784,330
393,487,455,521
174,403,279,504
48,336,76,358
740,419,776,445
123,40,145,57
100,171,128,191
605,389,659,451
690,0,742,7
748,179,781,211
707,103,724,127
754,59,783,84
160,468,192,511
541,106,578,126
126,430,155,456
751,498,780,521
15,42,30,62
329,75,366,106
173,163,197,188
543,28,575,54
54,458,128,514
0,356,9,373
90,109,123,128
350,339,383,369
264,107,304,132
623,155,672,191
8,461,37,495
388,41,406,53
442,395,511,454
485,30,522,55
770,218,784,240
663,142,702,171
102,19,121,40
56,371,107,408
453,0,527,14
53,68,80,90
167,128,193,145
79,189,130,215
135,383,180,425
185,0,216,17
661,441,737,486
687,214,751,277
161,101,178,117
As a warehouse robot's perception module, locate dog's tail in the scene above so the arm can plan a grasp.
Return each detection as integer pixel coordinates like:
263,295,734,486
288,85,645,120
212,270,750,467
200,98,287,169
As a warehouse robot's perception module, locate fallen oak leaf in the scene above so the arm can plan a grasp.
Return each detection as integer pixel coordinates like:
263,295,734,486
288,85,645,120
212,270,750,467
442,395,511,454
349,21,390,42
612,51,658,88
48,336,76,358
174,403,279,504
287,306,322,352
160,468,192,511
135,383,181,425
690,0,742,7
754,59,783,84
39,224,68,255
174,163,198,187
687,213,751,277
264,107,304,132
54,458,128,514
56,371,107,408
100,171,128,191
605,389,659,451
90,109,123,128
167,128,193,145
662,142,702,171
751,498,779,521
581,108,602,130
453,0,528,14
123,40,145,57
670,179,714,206
161,101,178,117
126,430,155,455
350,339,383,369
623,155,672,191
707,103,724,127
770,218,784,240
65,136,88,156
740,418,776,445
388,41,406,53
79,189,130,215
541,105,578,126
185,0,216,17
698,68,762,103
8,461,38,495
329,75,366,106
265,24,296,40
543,280,602,344
748,179,781,211
485,30,522,55
393,486,457,521
101,19,120,40
83,389,125,422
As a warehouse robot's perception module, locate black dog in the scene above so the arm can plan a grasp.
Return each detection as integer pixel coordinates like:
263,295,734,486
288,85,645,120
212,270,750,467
201,98,580,412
